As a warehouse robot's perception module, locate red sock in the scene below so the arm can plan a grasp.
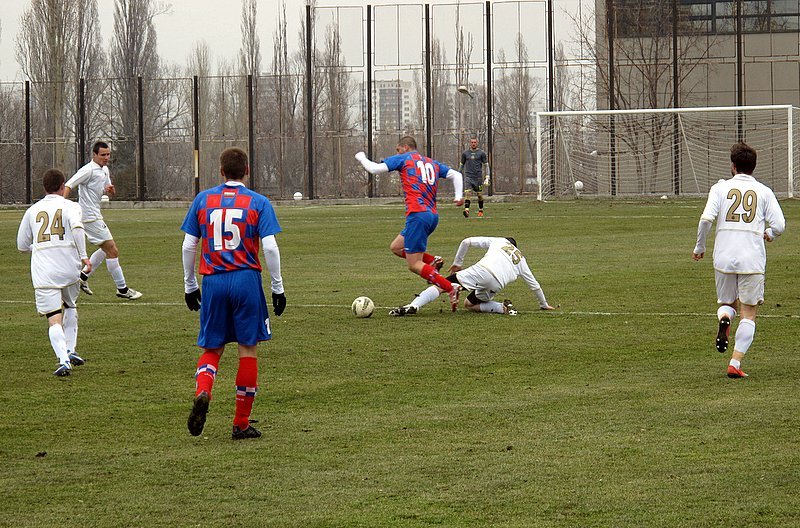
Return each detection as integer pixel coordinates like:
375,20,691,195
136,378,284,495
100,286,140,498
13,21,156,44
420,264,453,292
234,356,258,430
195,351,220,398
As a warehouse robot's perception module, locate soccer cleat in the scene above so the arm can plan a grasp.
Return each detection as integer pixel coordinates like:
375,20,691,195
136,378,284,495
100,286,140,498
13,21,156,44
116,288,142,300
463,208,470,218
232,425,262,440
79,279,93,296
448,284,461,312
53,363,71,377
432,255,444,271
187,391,210,436
67,353,85,366
727,365,748,378
477,210,484,218
389,305,418,317
503,299,518,316
716,316,731,353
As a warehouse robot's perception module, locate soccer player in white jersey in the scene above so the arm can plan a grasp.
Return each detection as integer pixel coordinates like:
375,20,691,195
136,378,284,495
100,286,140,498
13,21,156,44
389,236,556,316
17,169,92,376
64,141,142,300
692,142,786,379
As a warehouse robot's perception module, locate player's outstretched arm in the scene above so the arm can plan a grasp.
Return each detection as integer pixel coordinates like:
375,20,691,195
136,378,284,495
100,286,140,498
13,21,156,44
355,152,389,175
445,169,464,205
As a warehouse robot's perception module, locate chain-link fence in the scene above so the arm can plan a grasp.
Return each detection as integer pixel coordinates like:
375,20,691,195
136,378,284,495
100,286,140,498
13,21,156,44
2,0,798,203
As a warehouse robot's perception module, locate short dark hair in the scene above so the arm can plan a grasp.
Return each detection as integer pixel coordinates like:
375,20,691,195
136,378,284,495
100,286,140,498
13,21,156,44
42,169,65,193
92,141,110,154
731,142,757,175
505,237,517,247
220,147,249,180
397,136,417,150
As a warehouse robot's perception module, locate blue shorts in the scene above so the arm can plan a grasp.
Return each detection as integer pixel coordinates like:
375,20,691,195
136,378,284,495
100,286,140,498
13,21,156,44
198,269,271,348
401,211,439,254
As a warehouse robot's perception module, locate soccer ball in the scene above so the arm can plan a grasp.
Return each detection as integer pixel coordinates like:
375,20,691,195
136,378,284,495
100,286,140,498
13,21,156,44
100,195,110,203
293,192,303,201
351,296,374,318
574,180,584,192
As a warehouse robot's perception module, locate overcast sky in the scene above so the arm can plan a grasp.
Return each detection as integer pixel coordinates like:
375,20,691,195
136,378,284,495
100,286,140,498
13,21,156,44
0,0,585,82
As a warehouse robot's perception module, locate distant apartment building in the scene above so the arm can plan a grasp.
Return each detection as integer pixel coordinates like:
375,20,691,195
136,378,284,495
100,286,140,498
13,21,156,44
596,0,800,108
372,80,413,131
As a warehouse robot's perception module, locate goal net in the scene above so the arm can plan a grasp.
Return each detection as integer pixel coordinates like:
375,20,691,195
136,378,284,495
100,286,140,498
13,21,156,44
535,105,800,199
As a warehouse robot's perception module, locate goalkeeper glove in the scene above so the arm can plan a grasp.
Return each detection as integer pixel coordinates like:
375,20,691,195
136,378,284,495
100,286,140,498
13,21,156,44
185,288,201,311
272,292,286,316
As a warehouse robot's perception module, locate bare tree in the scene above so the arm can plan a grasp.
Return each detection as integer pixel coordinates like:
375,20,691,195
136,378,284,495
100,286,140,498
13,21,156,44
569,0,716,192
108,0,170,197
15,0,100,171
239,0,261,76
492,35,543,193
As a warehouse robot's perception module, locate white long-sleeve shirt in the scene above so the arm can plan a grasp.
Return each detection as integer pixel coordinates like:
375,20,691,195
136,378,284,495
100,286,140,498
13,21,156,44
695,174,785,274
65,160,112,222
453,236,549,308
17,195,87,288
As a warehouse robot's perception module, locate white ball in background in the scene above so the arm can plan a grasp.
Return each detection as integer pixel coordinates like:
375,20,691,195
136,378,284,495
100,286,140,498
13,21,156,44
100,195,110,203
574,180,584,192
589,150,598,156
661,195,669,200
293,192,303,201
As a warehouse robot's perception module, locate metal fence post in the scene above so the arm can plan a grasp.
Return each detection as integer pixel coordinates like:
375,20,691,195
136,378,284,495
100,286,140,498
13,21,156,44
485,0,494,197
193,75,200,196
137,76,146,201
424,3,432,157
366,4,374,198
247,74,256,193
78,78,86,172
25,81,32,204
305,2,315,200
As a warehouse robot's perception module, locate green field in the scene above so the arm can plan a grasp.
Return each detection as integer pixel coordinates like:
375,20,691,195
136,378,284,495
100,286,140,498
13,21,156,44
1,199,798,527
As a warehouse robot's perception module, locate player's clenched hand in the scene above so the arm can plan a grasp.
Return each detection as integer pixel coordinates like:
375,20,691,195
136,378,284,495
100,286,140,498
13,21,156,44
448,265,462,274
355,151,367,162
453,198,464,206
692,251,704,261
272,292,286,316
185,288,201,311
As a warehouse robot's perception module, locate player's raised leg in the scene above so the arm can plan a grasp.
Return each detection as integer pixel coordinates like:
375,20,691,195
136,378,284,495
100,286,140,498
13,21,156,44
188,348,222,436
716,304,736,353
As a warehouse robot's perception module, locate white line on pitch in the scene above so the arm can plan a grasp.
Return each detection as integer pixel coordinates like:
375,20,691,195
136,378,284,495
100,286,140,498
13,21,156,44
0,300,797,319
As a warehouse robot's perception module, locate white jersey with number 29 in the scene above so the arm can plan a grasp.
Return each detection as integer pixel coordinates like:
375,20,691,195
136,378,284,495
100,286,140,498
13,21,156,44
700,174,785,274
452,236,541,291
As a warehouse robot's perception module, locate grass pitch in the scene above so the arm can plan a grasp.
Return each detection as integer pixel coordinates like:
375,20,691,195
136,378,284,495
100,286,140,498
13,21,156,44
1,198,799,527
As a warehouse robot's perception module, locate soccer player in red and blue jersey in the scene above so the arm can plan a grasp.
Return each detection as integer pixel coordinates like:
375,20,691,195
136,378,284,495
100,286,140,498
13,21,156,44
356,136,464,310
180,147,286,440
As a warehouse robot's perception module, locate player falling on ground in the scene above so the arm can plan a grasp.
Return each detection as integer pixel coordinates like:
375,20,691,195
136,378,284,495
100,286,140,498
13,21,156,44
17,169,91,376
460,138,490,218
64,141,142,300
355,136,465,311
692,142,785,379
181,147,287,440
390,236,556,316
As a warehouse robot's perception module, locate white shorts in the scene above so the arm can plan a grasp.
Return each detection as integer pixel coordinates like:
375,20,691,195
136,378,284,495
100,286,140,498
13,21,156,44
715,271,764,306
455,265,502,303
35,283,80,315
84,219,113,245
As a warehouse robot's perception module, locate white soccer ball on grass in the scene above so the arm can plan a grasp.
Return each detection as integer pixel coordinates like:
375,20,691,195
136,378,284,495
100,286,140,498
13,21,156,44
351,296,375,318
574,180,584,192
293,192,303,201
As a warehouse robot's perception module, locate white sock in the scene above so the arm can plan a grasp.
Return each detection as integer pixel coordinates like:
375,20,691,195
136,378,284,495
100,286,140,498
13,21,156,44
63,307,78,355
717,305,736,321
106,257,128,290
734,319,756,354
411,286,441,309
85,248,107,277
730,358,741,369
480,301,505,313
48,324,70,365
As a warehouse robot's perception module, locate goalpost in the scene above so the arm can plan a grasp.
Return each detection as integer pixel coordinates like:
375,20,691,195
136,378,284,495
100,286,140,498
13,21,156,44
535,105,800,200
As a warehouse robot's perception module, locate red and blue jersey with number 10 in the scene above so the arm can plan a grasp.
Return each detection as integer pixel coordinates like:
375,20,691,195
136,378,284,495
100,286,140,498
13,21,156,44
383,151,451,216
181,182,281,275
